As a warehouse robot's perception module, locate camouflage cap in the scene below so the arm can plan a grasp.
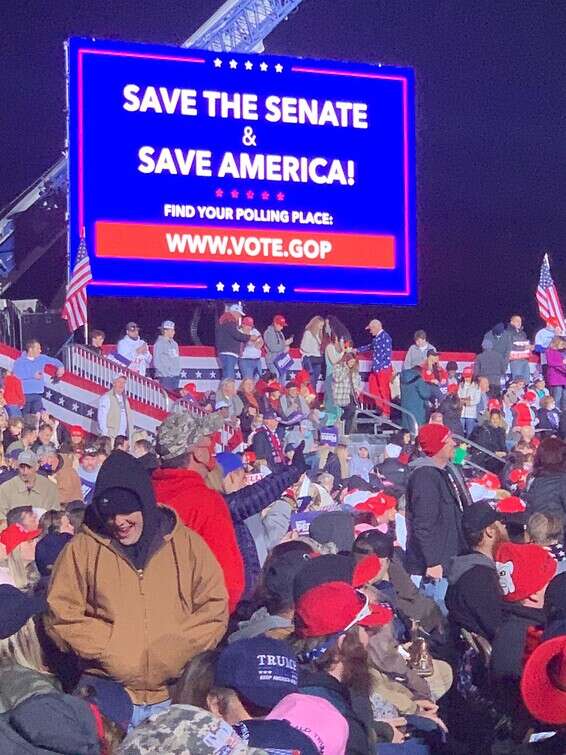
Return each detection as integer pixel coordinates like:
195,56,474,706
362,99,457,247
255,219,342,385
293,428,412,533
156,408,224,461
116,704,265,755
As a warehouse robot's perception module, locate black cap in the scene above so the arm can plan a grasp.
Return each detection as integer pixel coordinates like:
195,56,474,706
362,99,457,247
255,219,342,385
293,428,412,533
462,500,500,532
94,486,142,518
264,551,313,604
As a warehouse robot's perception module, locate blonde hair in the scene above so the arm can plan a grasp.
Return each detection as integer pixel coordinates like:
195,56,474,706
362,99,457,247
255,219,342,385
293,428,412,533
304,316,325,338
0,618,48,673
205,464,226,494
7,546,40,591
335,444,350,479
528,512,564,546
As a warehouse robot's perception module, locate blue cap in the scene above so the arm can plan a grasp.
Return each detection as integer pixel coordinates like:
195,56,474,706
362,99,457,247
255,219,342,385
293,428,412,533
35,532,72,577
215,637,299,709
75,673,133,733
215,452,244,478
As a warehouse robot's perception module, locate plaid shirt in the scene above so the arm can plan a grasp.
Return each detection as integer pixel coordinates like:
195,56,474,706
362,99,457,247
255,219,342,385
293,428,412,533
332,362,362,407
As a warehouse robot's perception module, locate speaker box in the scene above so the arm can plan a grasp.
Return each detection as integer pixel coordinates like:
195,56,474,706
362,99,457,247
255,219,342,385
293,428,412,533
18,310,70,357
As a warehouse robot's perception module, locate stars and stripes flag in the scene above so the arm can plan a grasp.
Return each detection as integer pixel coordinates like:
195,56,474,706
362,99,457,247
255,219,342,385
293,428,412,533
536,253,566,333
62,234,92,332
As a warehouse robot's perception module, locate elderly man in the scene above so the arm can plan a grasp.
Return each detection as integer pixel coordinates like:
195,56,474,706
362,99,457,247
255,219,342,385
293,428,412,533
215,378,244,419
152,409,245,613
98,374,133,443
36,444,82,506
45,450,228,729
0,450,59,524
357,319,393,417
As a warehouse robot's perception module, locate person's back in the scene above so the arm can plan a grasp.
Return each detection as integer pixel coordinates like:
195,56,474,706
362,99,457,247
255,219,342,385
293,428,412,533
526,470,566,518
446,552,504,640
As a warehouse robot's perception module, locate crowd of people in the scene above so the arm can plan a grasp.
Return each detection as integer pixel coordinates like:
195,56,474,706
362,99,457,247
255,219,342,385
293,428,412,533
2,308,566,753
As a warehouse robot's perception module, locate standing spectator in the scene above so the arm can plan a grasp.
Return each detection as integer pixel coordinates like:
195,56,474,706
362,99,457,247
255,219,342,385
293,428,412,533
77,445,100,505
252,409,286,472
458,367,482,436
534,317,561,366
132,438,159,474
215,304,250,379
12,339,64,417
403,330,436,370
153,320,181,391
300,316,324,391
152,411,245,613
525,436,566,518
264,315,294,383
399,366,435,431
239,315,263,381
0,368,24,418
332,351,362,435
545,335,566,411
238,378,261,438
405,424,467,601
85,328,105,357
537,394,561,435
216,378,244,419
323,331,345,425
473,339,507,396
502,314,532,382
114,435,130,452
45,451,228,728
0,450,59,524
357,319,393,418
116,322,152,376
97,374,133,443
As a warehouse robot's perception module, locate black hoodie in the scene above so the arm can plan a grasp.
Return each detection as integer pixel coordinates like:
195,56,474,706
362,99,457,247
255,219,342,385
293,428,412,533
85,450,173,570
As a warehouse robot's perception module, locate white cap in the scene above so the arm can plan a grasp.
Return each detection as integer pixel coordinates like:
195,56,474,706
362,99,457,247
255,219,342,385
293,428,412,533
161,320,175,329
215,399,230,409
385,443,402,459
229,303,245,316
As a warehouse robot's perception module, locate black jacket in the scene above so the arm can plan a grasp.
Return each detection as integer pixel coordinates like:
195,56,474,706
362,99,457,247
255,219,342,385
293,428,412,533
474,348,507,385
469,423,507,473
438,397,464,436
251,427,284,472
377,458,408,489
215,317,249,356
537,408,561,435
445,552,504,641
405,462,467,575
526,471,566,518
300,670,372,755
491,604,546,684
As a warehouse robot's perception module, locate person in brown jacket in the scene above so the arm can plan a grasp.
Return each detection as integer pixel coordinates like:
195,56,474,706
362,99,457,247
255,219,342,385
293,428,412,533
45,450,228,729
36,444,82,505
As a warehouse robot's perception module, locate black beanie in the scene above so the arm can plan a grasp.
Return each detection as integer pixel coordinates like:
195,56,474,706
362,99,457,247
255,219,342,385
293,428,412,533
94,486,142,518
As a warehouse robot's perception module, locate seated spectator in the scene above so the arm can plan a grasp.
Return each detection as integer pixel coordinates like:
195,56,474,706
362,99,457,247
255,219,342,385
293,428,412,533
421,349,447,386
113,434,130,452
445,500,508,641
438,392,464,435
469,409,507,472
0,450,59,525
527,511,566,569
34,530,72,593
36,443,82,506
537,394,561,435
525,436,566,518
6,424,37,456
77,445,100,505
6,505,39,532
238,377,261,437
261,381,284,419
2,416,23,453
251,409,286,472
348,445,374,483
280,382,309,426
216,378,244,420
376,443,408,489
0,519,41,589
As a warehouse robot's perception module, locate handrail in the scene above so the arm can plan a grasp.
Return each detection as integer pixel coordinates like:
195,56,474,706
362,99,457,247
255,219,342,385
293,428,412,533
64,344,170,412
359,391,419,436
451,432,506,466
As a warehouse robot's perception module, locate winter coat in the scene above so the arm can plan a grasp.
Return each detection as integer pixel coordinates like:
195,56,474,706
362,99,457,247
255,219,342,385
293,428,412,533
500,325,530,363
152,468,245,613
438,397,464,436
263,325,287,369
2,375,24,408
225,463,303,598
388,553,445,635
473,347,507,386
0,662,60,715
376,458,408,489
399,368,434,430
468,422,507,473
537,407,561,434
332,363,362,407
153,335,180,378
51,453,82,505
46,454,228,706
215,314,250,357
405,461,468,575
546,348,566,388
491,605,546,685
251,426,285,471
445,552,504,641
526,471,566,518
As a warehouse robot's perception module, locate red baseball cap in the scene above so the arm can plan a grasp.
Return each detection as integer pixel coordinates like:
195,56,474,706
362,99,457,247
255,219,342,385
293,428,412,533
447,383,458,394
266,382,283,393
355,492,397,518
496,496,526,514
521,635,566,725
508,467,529,485
472,472,501,490
242,316,254,327
70,425,87,438
488,398,501,411
547,317,560,328
496,542,557,603
273,314,287,327
295,581,393,638
351,555,382,588
417,424,452,457
0,524,41,555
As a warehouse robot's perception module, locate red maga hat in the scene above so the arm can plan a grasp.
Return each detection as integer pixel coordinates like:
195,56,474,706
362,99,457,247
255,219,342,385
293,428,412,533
295,581,393,638
521,635,566,725
496,496,526,514
496,542,557,603
471,472,501,490
417,424,452,457
462,366,474,379
351,555,382,588
0,524,41,556
355,492,397,518
273,314,287,327
70,425,87,437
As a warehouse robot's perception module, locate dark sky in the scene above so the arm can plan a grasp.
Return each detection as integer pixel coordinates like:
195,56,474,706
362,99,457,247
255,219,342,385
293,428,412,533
2,0,566,349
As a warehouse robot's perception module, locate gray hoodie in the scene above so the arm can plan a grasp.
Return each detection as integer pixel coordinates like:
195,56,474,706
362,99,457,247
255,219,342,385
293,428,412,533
446,552,496,585
228,607,293,643
153,335,181,378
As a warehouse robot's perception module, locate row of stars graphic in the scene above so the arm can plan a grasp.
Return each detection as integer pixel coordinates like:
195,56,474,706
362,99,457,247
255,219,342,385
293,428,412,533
215,189,285,201
216,282,285,294
45,389,94,417
213,58,284,73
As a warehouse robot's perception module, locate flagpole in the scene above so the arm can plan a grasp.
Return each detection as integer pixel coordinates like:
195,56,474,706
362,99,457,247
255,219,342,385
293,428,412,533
82,225,89,346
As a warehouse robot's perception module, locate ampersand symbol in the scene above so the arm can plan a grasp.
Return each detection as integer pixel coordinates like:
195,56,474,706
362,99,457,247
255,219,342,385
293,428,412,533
242,126,257,147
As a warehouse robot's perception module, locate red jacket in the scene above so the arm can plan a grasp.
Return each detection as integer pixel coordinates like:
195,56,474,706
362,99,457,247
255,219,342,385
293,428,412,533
3,374,24,407
152,468,244,613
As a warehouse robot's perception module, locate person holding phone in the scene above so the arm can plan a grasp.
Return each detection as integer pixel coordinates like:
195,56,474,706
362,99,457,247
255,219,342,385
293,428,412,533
264,314,294,383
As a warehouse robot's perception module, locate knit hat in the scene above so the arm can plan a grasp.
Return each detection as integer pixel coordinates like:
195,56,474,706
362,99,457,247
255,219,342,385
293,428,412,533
0,523,41,555
417,424,452,457
354,492,397,518
521,636,566,725
496,543,557,602
0,585,47,639
94,487,142,518
215,452,244,478
309,511,355,553
266,693,349,755
293,554,358,602
35,532,72,577
156,408,223,461
295,581,393,638
215,638,299,709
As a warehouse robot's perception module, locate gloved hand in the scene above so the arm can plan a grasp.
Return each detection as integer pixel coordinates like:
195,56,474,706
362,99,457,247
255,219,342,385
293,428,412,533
291,441,308,474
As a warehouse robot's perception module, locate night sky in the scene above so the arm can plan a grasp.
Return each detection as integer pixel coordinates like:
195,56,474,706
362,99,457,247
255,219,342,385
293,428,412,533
2,0,566,351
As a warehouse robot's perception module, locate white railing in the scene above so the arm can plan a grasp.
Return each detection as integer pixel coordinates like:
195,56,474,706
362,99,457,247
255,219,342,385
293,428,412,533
64,344,170,412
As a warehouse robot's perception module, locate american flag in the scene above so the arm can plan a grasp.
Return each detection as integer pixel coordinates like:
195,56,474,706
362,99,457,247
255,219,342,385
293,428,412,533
536,253,566,333
62,234,92,332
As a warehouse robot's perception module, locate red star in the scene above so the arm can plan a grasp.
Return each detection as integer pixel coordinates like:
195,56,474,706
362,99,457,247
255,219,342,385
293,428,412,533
215,188,224,198
246,190,254,200
261,191,270,200
276,192,285,201
230,189,239,199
